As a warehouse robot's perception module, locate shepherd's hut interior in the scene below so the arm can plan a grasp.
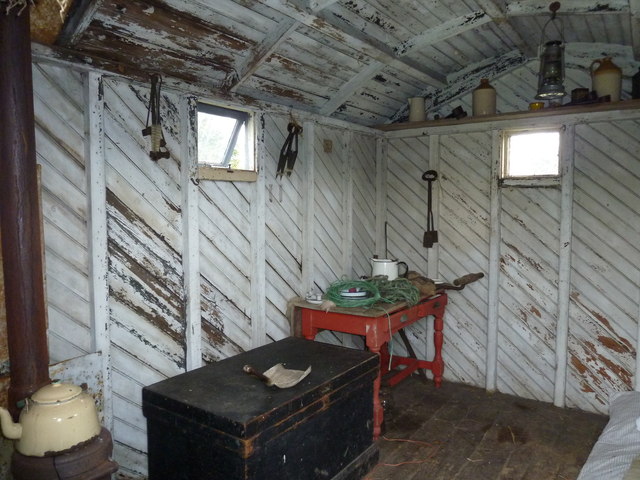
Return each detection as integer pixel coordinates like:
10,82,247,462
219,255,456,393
2,0,640,479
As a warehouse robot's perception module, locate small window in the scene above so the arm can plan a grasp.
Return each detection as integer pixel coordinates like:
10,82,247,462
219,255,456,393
501,129,561,184
197,103,256,181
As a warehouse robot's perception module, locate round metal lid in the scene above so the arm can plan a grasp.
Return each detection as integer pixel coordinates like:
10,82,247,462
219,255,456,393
31,382,82,404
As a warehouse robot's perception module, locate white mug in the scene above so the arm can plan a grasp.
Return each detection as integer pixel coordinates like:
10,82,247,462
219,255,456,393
371,258,408,280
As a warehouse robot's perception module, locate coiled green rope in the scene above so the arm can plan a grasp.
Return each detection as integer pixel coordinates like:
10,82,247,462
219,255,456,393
325,277,420,308
324,280,381,308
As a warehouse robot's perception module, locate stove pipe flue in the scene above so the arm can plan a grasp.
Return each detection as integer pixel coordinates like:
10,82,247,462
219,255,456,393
0,3,52,419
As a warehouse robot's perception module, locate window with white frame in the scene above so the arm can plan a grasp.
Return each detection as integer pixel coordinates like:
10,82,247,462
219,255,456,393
197,102,256,181
501,128,561,184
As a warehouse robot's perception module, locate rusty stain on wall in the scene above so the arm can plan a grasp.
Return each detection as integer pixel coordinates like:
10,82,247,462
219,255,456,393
571,354,588,375
571,291,634,352
598,335,632,354
572,338,633,397
570,355,599,396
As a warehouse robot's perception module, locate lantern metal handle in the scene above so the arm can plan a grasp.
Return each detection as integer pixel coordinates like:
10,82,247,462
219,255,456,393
538,1,564,53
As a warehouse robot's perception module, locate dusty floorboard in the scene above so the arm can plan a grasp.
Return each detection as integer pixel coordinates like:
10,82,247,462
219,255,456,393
366,377,608,480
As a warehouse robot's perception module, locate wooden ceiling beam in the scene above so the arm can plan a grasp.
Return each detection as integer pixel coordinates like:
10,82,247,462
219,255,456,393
306,0,340,12
394,11,492,56
388,49,528,124
319,61,384,115
320,10,492,116
506,0,629,16
474,0,537,58
312,7,445,84
229,0,340,94
229,18,299,92
630,0,640,60
57,0,104,46
250,0,445,86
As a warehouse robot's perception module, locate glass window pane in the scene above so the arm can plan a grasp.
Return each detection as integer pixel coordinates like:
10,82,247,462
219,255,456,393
230,122,249,170
505,131,560,177
197,112,237,167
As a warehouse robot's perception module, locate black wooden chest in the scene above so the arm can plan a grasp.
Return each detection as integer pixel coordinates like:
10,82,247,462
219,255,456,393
143,337,379,480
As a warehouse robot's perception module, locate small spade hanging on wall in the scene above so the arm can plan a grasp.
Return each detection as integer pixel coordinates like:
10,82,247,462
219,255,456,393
142,73,170,161
422,170,438,248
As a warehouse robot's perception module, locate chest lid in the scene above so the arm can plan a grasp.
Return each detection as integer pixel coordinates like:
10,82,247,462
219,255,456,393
142,337,378,438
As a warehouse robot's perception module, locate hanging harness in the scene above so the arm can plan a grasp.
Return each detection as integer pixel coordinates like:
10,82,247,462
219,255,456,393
277,122,302,177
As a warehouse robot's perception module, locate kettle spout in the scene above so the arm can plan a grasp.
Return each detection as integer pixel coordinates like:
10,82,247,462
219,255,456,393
0,407,22,440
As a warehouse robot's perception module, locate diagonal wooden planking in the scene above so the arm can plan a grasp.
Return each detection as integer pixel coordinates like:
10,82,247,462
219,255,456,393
474,0,537,58
320,10,492,115
249,0,444,86
229,0,340,92
394,11,492,56
230,18,300,92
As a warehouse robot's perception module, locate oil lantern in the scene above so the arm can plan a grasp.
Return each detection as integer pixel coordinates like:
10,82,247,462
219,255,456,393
535,2,566,100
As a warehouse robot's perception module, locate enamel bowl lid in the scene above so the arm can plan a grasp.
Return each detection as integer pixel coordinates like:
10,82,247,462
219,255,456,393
31,382,82,404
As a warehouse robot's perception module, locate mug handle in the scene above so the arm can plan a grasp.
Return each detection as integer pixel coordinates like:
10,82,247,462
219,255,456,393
590,59,602,74
397,261,409,278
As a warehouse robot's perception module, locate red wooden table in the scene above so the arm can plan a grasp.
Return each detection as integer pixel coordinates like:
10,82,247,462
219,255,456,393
296,293,448,439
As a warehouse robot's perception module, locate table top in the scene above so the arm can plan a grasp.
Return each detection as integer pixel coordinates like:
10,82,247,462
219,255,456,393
292,293,446,318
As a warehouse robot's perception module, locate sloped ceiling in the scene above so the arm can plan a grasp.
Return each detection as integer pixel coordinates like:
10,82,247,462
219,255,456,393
31,0,640,125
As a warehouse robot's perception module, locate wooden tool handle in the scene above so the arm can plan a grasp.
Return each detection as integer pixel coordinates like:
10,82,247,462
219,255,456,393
453,272,484,287
243,365,270,383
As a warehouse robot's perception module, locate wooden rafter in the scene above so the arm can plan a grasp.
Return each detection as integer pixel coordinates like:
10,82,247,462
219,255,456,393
230,0,341,92
474,0,537,58
229,18,299,92
388,50,529,124
313,7,445,84
506,0,629,16
319,10,492,116
57,0,104,45
319,62,384,115
307,0,340,11
253,0,444,86
394,11,492,56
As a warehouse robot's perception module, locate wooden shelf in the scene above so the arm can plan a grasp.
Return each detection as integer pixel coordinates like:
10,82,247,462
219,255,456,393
374,99,640,132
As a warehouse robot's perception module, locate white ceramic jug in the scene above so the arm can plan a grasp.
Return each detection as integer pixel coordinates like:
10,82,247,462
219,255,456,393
591,57,622,102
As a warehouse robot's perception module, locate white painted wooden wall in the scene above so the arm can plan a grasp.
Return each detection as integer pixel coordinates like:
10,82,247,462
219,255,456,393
31,59,378,478
27,54,640,478
387,105,640,417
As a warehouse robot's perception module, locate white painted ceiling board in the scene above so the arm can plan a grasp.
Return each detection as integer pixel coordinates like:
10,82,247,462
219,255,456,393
43,0,640,126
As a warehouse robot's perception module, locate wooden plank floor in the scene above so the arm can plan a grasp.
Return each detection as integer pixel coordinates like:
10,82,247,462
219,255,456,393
366,378,608,480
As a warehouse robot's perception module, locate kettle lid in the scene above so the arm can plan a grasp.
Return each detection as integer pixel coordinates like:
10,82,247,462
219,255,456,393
31,382,82,404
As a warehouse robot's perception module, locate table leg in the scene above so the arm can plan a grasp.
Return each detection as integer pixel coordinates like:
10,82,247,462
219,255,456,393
433,313,444,387
369,345,383,440
300,310,318,340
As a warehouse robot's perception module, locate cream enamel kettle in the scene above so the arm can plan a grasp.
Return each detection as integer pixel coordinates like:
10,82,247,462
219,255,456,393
371,258,408,280
0,382,101,456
